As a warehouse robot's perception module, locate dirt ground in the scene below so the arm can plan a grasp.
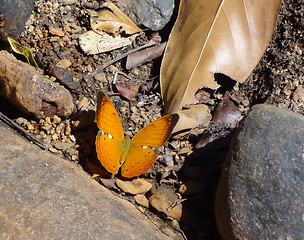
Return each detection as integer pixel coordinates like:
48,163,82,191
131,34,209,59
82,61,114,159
0,0,303,239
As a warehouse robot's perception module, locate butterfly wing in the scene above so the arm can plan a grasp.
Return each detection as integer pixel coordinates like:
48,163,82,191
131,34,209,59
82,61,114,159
120,145,158,178
95,91,124,174
132,114,179,147
121,114,179,178
96,131,122,174
96,91,124,140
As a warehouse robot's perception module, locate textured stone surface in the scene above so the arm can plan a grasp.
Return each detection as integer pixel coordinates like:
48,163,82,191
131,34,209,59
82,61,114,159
0,0,36,40
149,186,182,220
116,178,152,195
0,121,182,240
0,52,74,118
121,0,175,31
215,104,304,239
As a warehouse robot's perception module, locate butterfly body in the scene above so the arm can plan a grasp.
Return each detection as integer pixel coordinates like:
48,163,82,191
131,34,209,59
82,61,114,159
95,92,178,178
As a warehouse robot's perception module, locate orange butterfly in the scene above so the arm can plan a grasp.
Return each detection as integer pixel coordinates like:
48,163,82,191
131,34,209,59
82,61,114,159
95,91,179,178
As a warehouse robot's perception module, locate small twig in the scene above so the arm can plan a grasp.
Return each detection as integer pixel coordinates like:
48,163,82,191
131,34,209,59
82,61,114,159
0,112,48,150
83,41,157,81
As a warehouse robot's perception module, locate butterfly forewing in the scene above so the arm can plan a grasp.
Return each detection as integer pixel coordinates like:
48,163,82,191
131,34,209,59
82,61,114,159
96,91,124,141
131,114,179,147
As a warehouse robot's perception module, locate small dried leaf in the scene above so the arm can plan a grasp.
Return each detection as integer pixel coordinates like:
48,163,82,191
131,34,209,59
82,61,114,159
89,2,141,36
195,89,212,104
173,104,212,133
212,92,241,126
126,42,167,70
115,84,136,100
79,30,134,54
7,37,39,67
104,0,125,11
48,26,65,37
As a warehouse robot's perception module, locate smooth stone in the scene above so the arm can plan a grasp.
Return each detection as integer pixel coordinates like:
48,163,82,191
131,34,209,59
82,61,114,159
61,0,76,5
116,178,152,195
0,121,182,239
215,104,304,239
149,186,182,220
121,0,175,31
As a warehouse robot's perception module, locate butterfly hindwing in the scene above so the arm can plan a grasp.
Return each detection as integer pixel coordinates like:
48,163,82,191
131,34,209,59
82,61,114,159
121,145,158,178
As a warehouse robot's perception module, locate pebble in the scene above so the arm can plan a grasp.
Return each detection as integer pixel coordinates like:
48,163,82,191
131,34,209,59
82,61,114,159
56,59,72,69
41,124,52,132
148,186,182,220
134,194,149,208
49,146,58,153
70,25,82,34
16,117,29,127
53,115,61,124
51,134,59,141
76,97,91,111
65,125,71,135
115,178,152,195
69,135,76,142
27,123,35,131
53,141,75,151
162,154,174,167
178,180,205,195
62,0,76,5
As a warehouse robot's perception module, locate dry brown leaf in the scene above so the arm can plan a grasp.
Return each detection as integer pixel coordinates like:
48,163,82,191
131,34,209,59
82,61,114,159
160,0,281,117
173,104,212,133
89,2,141,36
48,26,65,37
212,92,241,126
79,30,134,54
126,42,167,70
114,84,136,100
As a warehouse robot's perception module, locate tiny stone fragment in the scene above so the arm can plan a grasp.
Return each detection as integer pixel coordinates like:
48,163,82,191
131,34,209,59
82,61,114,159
116,178,152,195
148,186,182,220
134,194,149,208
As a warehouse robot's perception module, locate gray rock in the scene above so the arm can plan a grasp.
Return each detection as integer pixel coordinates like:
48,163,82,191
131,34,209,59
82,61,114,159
0,0,36,40
0,122,182,240
121,0,175,31
215,104,304,240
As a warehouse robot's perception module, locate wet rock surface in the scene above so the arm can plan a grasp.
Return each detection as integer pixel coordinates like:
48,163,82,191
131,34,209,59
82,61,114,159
0,121,182,240
216,104,304,239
